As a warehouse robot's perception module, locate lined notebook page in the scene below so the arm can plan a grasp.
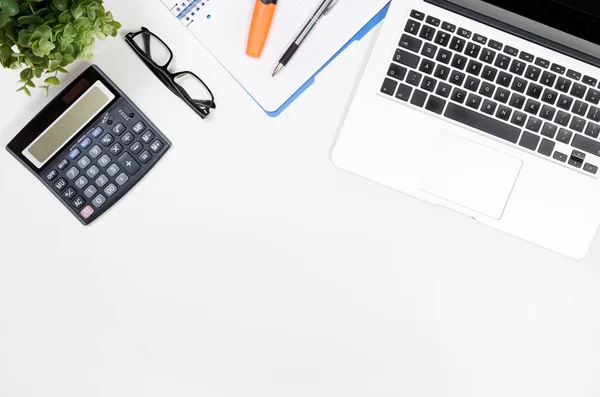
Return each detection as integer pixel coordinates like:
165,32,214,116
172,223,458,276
161,0,389,112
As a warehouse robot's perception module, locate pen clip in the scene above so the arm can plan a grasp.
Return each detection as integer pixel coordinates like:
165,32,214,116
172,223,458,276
323,0,339,15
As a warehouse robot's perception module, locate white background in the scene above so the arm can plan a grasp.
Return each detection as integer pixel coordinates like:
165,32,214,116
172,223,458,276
1,1,600,396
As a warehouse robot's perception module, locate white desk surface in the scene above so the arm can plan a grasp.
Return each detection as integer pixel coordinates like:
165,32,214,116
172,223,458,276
1,1,600,396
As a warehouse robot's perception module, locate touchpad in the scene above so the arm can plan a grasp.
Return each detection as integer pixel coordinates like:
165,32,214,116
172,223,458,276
418,132,522,220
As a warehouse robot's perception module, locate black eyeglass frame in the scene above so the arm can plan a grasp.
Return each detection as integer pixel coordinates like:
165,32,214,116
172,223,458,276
125,27,216,119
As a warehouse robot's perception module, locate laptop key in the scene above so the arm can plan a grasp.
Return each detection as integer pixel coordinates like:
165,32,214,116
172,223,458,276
436,48,452,64
444,102,521,143
504,45,518,57
540,105,556,121
406,70,422,86
466,60,483,75
410,10,425,20
481,99,497,115
494,87,510,104
451,88,467,104
540,71,557,87
479,81,495,98
573,134,600,156
585,122,600,138
426,15,440,27
584,163,599,174
410,89,428,107
451,54,467,70
588,106,600,122
496,71,512,87
538,138,555,156
555,77,571,93
464,76,480,92
381,78,398,95
583,75,598,86
553,152,568,162
519,131,540,151
399,34,422,52
457,28,471,39
464,42,481,58
511,111,527,127
557,94,573,111
449,36,466,52
541,122,558,138
525,65,542,81
524,99,541,115
509,59,526,76
395,83,413,101
479,48,496,64
419,58,435,74
496,105,512,121
419,25,436,41
488,39,503,50
585,88,600,104
573,100,588,116
434,64,450,80
511,77,528,93
571,82,587,98
387,64,407,80
570,116,586,132
481,66,498,81
405,20,421,35
567,69,582,80
535,58,550,69
421,76,437,92
434,31,451,47
541,89,558,105
555,111,571,127
526,83,543,99
449,70,466,86
509,93,526,109
551,64,566,74
526,116,542,132
441,22,456,33
421,43,437,59
473,34,487,45
557,128,573,144
425,95,446,114
436,82,452,98
466,93,482,109
393,49,420,68
494,54,510,70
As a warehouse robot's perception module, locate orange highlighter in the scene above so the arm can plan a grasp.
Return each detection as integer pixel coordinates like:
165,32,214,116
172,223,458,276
246,0,277,58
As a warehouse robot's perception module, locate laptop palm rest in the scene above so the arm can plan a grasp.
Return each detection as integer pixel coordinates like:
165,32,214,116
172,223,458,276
418,131,523,220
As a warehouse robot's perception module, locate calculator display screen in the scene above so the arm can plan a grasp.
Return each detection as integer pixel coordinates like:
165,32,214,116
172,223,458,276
22,81,115,168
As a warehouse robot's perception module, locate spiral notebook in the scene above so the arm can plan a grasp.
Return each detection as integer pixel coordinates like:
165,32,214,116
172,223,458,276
160,0,390,117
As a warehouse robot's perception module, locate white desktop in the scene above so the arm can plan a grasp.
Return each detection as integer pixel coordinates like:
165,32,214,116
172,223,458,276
1,1,600,396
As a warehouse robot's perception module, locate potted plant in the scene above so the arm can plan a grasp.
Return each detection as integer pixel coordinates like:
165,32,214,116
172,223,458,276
0,0,121,96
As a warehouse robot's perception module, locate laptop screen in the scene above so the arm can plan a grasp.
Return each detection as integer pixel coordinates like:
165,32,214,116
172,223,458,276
446,0,600,59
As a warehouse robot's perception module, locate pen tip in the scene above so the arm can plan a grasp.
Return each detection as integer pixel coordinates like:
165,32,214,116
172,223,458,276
272,63,283,77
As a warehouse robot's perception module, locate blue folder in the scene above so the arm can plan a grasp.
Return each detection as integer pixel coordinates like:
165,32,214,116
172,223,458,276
261,2,391,117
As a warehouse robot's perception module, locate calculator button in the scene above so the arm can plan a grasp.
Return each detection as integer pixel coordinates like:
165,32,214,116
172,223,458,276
89,145,102,158
150,140,164,153
46,169,58,181
86,165,100,178
98,154,111,168
139,150,152,164
68,148,81,160
130,141,143,154
72,196,85,209
122,105,135,118
92,194,107,208
141,131,155,144
75,176,88,189
121,132,134,145
63,187,76,200
110,143,124,156
118,153,141,175
101,133,115,147
95,174,109,188
84,185,98,198
115,173,129,186
54,178,67,191
80,205,95,219
107,115,115,125
57,159,69,170
66,167,80,180
112,123,126,136
107,163,120,177
91,127,104,138
80,137,92,149
77,156,91,169
104,183,118,197
132,122,146,134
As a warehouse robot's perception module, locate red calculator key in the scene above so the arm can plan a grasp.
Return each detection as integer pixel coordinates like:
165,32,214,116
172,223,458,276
80,205,95,219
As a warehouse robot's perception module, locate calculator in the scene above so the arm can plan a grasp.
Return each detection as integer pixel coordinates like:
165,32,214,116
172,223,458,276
6,65,171,225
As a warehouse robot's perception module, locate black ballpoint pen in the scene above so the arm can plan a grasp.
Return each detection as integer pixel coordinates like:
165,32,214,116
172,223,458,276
272,0,339,77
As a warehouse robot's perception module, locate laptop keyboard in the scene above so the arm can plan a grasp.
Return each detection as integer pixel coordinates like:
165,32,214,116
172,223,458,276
379,9,600,176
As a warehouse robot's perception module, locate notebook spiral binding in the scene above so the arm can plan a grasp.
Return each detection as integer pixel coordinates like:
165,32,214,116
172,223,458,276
170,0,213,26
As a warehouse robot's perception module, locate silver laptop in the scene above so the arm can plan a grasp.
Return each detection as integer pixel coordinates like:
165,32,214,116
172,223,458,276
333,0,600,259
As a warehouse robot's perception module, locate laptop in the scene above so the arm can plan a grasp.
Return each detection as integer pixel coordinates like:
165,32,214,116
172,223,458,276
333,0,600,259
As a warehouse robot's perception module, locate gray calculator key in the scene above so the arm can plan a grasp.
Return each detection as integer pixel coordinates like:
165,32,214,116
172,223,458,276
141,131,155,144
107,163,120,177
57,159,70,170
130,141,143,154
112,122,126,136
98,154,111,167
75,176,88,189
95,174,109,188
54,178,67,191
104,183,118,197
132,121,146,134
63,187,76,200
66,166,80,180
139,150,152,164
118,152,141,175
86,165,100,178
89,145,102,158
110,143,124,156
150,140,164,153
115,172,129,186
46,169,58,181
101,133,115,147
121,132,134,145
84,185,98,198
92,194,107,208
77,156,91,169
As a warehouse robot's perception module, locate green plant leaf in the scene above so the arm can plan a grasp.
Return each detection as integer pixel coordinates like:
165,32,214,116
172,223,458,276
44,76,60,86
18,15,44,25
0,43,12,62
0,11,12,28
63,22,76,37
26,80,35,87
71,4,84,19
1,0,19,16
23,86,31,96
52,0,69,12
58,10,71,24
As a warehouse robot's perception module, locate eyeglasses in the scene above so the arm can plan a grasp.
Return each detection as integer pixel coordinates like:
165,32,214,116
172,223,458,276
125,27,216,119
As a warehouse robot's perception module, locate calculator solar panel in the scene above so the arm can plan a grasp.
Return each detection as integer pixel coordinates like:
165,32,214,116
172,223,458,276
6,65,171,225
